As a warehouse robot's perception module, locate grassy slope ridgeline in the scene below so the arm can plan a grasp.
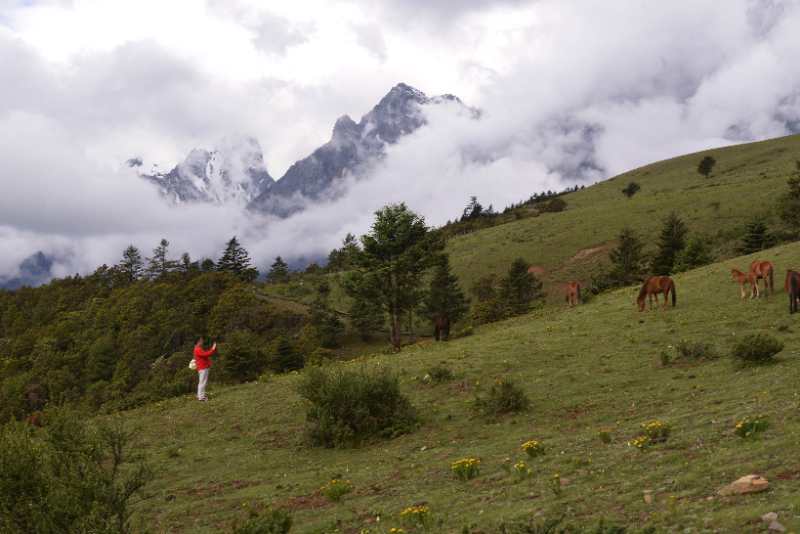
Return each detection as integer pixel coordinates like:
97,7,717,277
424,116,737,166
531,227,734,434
129,240,800,532
447,134,800,294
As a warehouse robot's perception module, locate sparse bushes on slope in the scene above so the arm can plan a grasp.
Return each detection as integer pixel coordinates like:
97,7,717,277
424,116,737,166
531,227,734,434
475,378,530,416
232,509,292,534
297,366,418,448
732,334,783,364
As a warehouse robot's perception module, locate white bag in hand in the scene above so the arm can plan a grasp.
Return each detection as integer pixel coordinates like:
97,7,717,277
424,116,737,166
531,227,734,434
188,359,197,370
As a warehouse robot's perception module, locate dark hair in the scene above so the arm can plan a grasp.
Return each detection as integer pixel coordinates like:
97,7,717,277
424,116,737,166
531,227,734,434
195,338,204,346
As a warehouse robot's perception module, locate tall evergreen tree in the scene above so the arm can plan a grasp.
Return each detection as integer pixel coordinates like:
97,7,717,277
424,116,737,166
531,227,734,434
267,256,290,283
217,237,258,282
461,196,484,220
145,238,178,279
779,172,800,231
200,258,216,272
500,258,543,315
674,237,714,272
326,233,360,272
423,255,469,340
177,252,198,274
697,155,716,178
608,227,647,285
739,218,774,254
118,245,144,282
310,280,345,348
344,203,441,350
651,212,688,275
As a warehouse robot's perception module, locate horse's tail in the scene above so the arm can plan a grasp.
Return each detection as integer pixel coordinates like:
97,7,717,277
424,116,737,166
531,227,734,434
671,279,677,307
790,274,798,314
637,279,649,302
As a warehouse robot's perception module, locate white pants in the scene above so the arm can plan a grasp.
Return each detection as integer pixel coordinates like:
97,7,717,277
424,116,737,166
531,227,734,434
197,369,209,400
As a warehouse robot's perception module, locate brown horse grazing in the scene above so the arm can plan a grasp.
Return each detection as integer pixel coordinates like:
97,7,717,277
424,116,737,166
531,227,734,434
564,281,581,306
731,268,758,299
749,260,774,297
785,270,800,313
637,276,677,311
433,315,451,341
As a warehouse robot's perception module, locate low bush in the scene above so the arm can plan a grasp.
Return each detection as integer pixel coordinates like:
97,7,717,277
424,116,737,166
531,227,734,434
232,509,293,534
675,340,717,360
218,330,267,382
297,366,418,448
451,457,481,481
475,379,530,416
732,334,783,364
424,364,455,384
734,415,769,438
320,479,353,502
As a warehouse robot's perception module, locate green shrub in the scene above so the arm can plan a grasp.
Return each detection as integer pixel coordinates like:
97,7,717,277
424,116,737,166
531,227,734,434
0,409,152,534
218,330,267,382
319,479,353,502
734,415,769,438
297,366,418,448
732,334,783,363
233,509,293,534
475,379,530,416
425,364,455,384
675,340,717,360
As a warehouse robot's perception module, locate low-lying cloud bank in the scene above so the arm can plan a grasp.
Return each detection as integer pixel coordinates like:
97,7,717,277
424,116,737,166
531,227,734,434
1,0,799,283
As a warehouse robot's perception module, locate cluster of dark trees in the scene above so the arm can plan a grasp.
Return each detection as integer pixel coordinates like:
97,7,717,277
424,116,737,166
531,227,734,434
469,259,545,324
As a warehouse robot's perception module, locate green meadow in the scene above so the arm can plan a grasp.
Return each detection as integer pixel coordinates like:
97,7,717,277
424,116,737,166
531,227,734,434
124,134,800,533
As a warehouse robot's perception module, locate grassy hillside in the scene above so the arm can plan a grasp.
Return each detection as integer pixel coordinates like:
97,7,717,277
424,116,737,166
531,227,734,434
447,134,800,295
128,238,800,532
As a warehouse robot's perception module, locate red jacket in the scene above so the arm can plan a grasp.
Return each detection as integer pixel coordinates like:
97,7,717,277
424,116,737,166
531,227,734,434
193,344,216,370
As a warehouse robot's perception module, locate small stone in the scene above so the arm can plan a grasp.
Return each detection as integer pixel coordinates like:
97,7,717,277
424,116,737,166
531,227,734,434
718,474,769,496
420,446,428,451
643,490,653,504
768,520,786,532
762,512,778,523
559,477,570,487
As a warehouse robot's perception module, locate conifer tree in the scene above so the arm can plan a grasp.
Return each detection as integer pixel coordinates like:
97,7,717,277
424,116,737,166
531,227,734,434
423,255,469,340
608,227,647,285
621,182,641,198
267,256,290,283
697,155,716,178
217,237,258,282
651,212,688,275
118,245,144,282
500,258,543,315
145,238,178,279
739,218,774,254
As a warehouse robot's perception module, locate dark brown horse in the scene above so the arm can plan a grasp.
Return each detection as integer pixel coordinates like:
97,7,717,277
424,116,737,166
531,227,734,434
731,268,757,299
786,270,800,313
637,276,676,311
564,281,581,306
749,260,774,297
433,315,451,341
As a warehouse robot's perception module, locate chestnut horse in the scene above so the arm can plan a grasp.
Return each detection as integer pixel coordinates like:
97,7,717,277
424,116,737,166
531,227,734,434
731,268,757,299
564,281,581,306
637,276,676,311
785,270,800,313
749,260,774,297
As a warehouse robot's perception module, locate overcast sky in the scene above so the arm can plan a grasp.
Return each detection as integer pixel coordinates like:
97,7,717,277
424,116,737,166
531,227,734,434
1,0,799,280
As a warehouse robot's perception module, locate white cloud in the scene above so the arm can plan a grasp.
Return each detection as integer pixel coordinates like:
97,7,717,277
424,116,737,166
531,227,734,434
1,0,800,282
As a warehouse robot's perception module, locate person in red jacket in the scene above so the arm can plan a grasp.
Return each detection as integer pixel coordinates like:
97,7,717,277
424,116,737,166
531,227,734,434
194,338,217,401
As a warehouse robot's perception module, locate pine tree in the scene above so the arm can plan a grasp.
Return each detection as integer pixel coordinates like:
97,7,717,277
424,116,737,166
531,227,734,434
423,255,469,340
779,169,800,230
608,228,647,285
651,212,688,275
118,245,144,282
343,203,441,349
200,258,216,272
267,256,290,283
500,258,543,316
674,237,714,272
217,237,258,282
739,219,774,254
461,196,484,220
145,238,178,279
310,281,345,348
177,252,198,274
697,155,716,178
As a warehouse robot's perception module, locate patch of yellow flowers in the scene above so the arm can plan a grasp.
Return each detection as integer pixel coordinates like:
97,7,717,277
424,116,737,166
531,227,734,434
400,505,430,527
389,529,405,534
513,460,532,479
521,439,545,458
627,435,650,451
451,457,481,480
628,419,670,451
